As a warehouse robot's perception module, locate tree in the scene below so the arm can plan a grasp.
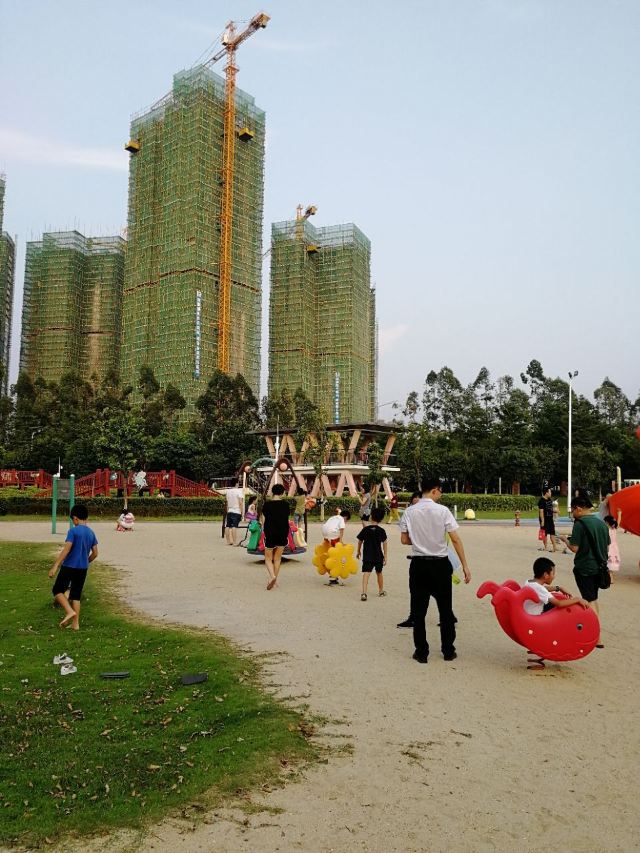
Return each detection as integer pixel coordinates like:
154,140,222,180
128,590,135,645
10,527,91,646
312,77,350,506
94,410,147,508
421,367,465,432
296,405,333,520
194,371,262,476
138,366,164,438
147,428,202,480
365,440,385,504
262,387,295,429
163,384,187,425
293,387,319,425
594,378,632,427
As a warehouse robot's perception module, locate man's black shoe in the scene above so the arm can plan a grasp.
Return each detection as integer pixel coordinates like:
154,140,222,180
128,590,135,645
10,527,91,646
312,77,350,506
443,651,457,661
412,651,429,664
397,619,414,628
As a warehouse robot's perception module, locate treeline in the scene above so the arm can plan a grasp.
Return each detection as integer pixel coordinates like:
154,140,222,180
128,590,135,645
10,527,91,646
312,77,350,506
392,361,640,493
0,360,638,493
0,367,269,482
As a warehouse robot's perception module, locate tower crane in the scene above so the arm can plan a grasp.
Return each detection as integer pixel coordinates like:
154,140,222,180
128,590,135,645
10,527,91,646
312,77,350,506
295,204,317,240
205,11,270,374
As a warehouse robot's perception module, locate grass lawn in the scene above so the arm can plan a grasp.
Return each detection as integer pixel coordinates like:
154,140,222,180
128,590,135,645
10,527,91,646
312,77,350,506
0,543,317,848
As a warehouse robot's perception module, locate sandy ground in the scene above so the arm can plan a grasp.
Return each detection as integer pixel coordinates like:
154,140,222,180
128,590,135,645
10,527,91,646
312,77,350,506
2,518,640,853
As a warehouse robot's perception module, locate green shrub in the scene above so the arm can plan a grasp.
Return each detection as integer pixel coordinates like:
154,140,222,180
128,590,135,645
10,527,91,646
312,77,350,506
0,496,227,518
0,492,538,518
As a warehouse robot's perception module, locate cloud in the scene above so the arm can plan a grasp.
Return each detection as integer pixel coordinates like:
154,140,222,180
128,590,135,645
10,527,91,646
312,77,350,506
0,128,128,172
379,323,409,355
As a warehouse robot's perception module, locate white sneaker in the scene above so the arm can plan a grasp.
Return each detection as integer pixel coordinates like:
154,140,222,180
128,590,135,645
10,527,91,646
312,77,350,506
60,664,77,676
53,654,73,666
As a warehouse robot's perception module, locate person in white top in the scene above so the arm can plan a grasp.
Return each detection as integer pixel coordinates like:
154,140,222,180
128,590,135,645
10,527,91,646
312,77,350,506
322,510,351,545
524,557,589,615
321,510,351,586
224,482,245,546
399,478,470,664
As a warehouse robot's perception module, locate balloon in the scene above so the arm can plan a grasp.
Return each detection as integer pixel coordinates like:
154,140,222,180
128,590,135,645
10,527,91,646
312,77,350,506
325,543,359,579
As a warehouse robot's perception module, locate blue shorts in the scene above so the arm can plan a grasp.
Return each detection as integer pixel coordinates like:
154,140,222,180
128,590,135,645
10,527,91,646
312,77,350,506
226,512,242,528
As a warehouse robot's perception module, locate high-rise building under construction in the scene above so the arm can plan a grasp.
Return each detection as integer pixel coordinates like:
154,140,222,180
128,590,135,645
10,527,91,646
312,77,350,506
20,231,125,383
0,176,16,395
121,66,265,409
268,218,377,423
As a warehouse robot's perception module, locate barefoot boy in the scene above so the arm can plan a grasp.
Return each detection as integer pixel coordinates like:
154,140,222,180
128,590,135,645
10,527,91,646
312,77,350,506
48,504,98,630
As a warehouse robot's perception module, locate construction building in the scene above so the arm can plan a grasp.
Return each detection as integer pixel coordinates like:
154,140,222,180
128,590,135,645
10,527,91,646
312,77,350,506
0,176,16,395
268,218,377,422
20,231,125,383
121,65,265,411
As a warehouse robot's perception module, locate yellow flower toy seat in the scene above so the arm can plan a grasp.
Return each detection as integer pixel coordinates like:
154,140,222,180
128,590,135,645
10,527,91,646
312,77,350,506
325,542,359,580
313,541,330,575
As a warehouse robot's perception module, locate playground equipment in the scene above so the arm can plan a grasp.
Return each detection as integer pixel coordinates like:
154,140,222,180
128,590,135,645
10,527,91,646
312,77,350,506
241,456,308,557
609,484,640,537
477,580,600,663
246,518,306,557
0,468,217,499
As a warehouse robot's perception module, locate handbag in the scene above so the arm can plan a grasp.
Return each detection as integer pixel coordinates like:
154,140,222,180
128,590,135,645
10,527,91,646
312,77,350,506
537,527,546,541
575,519,611,590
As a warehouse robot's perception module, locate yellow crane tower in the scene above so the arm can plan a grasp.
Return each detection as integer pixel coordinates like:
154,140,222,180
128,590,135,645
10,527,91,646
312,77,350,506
206,11,270,374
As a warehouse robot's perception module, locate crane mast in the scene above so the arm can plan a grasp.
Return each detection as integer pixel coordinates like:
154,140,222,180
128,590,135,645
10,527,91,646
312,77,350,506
209,11,269,374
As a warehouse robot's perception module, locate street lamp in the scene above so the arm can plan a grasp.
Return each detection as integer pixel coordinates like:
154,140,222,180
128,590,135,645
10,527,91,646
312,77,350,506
376,400,399,421
568,370,579,506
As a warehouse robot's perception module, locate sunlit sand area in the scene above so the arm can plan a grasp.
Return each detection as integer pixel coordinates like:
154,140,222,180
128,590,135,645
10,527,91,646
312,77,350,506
2,519,639,852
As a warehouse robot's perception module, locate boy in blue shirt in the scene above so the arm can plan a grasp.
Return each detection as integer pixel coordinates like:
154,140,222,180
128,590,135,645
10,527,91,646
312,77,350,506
48,504,98,631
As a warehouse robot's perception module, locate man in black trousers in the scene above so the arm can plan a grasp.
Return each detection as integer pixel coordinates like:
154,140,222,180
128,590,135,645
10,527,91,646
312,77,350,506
399,478,471,663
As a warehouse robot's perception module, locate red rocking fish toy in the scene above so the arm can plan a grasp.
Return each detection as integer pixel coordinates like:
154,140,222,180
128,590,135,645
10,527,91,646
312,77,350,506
477,580,599,662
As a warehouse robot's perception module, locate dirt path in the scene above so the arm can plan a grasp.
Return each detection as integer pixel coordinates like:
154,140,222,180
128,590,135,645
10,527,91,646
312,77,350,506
2,520,639,852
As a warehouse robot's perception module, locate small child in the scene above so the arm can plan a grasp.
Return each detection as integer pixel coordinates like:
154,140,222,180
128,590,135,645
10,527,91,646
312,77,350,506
604,515,620,581
322,510,351,586
245,498,258,523
322,509,351,548
48,504,98,631
524,557,588,616
356,505,388,601
116,507,135,531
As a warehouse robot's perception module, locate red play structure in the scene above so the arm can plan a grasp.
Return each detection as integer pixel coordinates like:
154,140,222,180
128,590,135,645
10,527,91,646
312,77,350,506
0,468,217,499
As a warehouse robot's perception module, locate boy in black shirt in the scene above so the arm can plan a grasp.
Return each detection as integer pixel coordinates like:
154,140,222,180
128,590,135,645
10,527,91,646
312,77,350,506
356,506,388,601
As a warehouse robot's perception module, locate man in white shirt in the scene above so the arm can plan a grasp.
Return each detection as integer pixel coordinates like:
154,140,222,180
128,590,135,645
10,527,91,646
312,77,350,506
399,478,471,664
224,481,245,546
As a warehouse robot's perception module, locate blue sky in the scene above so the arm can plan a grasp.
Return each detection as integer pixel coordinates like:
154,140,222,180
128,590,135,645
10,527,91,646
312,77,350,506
1,0,638,411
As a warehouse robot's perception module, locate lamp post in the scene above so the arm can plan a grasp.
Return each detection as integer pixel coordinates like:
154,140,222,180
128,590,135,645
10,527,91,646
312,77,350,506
376,400,399,421
568,370,579,506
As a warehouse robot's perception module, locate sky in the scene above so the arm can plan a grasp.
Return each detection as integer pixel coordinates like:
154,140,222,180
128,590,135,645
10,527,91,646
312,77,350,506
1,0,638,412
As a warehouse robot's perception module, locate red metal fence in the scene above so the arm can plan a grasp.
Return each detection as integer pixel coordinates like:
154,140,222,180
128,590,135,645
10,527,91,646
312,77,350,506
0,468,217,499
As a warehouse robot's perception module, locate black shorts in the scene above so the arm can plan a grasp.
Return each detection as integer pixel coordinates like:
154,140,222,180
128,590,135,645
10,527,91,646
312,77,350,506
544,521,556,535
573,571,599,602
360,514,371,522
264,532,288,549
362,560,383,573
52,566,88,601
226,512,242,528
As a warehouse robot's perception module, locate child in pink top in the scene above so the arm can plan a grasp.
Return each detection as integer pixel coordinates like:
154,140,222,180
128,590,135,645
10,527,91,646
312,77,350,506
604,515,620,581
